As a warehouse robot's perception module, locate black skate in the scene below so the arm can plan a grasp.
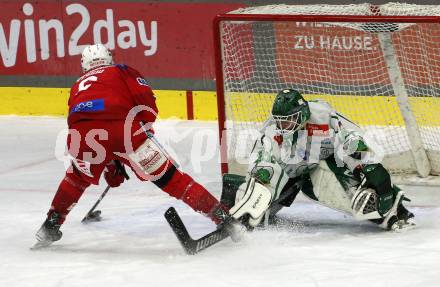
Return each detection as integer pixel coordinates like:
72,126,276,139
397,204,415,222
387,204,416,232
32,211,63,249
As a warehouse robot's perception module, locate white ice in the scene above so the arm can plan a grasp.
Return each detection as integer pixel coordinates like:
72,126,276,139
0,116,439,287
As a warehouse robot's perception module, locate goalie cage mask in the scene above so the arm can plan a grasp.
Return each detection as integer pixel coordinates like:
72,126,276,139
272,89,311,136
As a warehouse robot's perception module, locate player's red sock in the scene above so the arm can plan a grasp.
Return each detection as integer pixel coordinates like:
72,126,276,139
160,168,222,223
49,169,90,223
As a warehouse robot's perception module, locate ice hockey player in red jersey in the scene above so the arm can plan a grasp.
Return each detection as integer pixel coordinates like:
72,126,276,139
34,44,242,247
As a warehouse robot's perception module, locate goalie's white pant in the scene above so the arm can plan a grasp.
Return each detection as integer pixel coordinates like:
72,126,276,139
309,161,383,221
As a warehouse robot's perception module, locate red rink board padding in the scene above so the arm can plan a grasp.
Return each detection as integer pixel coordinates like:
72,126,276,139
0,1,245,79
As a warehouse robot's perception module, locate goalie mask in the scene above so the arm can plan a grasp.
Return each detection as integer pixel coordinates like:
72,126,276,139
81,44,113,73
272,89,311,136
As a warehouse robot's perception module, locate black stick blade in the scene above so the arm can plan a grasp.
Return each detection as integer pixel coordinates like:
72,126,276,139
164,207,229,255
81,210,102,223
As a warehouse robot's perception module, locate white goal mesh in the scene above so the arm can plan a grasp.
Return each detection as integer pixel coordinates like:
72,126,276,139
216,3,440,179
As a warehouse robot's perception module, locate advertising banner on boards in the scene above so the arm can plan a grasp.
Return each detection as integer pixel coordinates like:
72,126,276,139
0,1,244,80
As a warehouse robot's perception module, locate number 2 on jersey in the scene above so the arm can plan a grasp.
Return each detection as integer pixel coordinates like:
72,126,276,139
78,76,98,92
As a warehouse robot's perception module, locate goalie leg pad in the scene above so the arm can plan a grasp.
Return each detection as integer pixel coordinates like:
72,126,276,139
378,190,407,230
309,161,356,214
351,187,382,220
310,161,384,220
350,181,415,229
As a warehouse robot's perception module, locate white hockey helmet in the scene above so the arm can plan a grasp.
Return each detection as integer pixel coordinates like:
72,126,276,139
81,44,113,72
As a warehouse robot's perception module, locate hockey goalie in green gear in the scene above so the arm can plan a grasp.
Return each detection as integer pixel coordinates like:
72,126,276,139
221,89,415,231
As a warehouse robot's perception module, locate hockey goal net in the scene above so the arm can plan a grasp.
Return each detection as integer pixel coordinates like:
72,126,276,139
214,3,440,183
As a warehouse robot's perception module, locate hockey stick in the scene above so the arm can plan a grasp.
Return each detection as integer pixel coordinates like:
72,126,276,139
164,207,230,255
81,185,111,223
139,122,229,253
81,161,129,223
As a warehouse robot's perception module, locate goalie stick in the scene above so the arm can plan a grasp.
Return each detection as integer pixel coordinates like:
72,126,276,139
164,207,230,255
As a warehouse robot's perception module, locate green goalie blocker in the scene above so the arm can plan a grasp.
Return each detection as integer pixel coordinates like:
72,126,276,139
220,173,246,209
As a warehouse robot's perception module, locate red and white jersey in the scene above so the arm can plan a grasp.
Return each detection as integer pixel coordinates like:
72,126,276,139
68,64,158,127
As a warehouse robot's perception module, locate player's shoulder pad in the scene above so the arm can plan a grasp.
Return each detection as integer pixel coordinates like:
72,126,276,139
308,100,334,124
308,100,333,114
114,63,128,70
261,118,279,139
115,64,150,86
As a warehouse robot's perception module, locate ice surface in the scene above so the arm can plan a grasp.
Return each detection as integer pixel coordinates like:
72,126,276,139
0,116,439,287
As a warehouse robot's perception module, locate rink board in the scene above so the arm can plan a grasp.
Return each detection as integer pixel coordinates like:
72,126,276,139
226,92,440,126
1,88,440,126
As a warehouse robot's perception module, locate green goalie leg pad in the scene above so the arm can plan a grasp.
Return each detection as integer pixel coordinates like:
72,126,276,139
324,157,359,191
220,173,246,208
377,185,403,216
